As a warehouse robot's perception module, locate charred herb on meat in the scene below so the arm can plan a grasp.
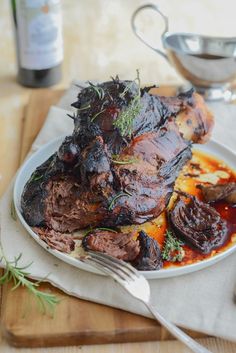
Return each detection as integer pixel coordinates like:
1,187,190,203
113,70,142,137
88,82,105,100
162,230,185,262
108,191,132,211
0,249,60,316
90,108,106,122
76,104,91,111
119,69,141,99
83,227,118,236
30,174,44,182
111,155,138,165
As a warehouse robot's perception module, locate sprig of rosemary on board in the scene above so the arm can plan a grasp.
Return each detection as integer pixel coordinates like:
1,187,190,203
113,69,142,137
161,230,185,262
0,247,60,316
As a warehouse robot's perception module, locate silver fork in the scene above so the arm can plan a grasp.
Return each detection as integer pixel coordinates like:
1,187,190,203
81,251,212,353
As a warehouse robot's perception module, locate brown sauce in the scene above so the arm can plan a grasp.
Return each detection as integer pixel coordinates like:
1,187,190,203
191,53,226,60
127,149,236,269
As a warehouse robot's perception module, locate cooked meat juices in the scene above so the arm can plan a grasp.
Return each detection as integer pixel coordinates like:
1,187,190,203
197,182,236,204
21,76,221,269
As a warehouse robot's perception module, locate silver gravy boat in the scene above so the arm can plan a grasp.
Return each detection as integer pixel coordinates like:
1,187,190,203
131,3,236,100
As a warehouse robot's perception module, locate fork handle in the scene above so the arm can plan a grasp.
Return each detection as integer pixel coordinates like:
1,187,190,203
146,303,212,353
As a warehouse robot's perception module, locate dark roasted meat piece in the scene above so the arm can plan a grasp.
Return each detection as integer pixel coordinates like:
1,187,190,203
21,77,213,234
197,183,236,204
132,231,163,270
169,192,228,254
159,89,214,143
34,227,75,253
82,230,140,261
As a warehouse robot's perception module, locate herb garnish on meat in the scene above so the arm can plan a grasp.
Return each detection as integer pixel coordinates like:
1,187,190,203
113,70,141,137
88,82,105,100
111,155,138,165
162,230,185,262
108,191,132,211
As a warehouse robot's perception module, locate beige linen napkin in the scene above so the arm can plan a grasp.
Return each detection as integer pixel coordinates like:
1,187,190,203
1,85,236,341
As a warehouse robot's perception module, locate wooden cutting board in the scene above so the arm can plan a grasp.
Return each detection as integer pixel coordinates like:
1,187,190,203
1,87,205,348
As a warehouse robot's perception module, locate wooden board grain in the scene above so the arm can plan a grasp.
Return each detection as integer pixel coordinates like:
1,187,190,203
1,87,205,348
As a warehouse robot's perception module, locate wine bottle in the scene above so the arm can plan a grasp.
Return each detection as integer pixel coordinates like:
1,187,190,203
11,0,63,88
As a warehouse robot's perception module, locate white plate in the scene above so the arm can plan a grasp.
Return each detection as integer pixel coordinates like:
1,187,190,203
14,136,236,279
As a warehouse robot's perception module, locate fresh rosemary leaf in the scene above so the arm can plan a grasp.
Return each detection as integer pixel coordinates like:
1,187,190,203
120,69,141,98
161,230,185,262
90,108,106,122
95,227,118,233
88,82,105,100
111,155,138,165
10,199,17,221
77,104,91,111
108,191,132,211
83,227,118,237
124,188,133,197
28,172,44,183
0,247,60,316
113,70,141,137
31,174,43,182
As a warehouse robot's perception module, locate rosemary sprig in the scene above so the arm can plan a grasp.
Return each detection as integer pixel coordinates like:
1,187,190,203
77,104,91,111
113,70,141,137
10,200,17,221
83,227,118,237
32,174,43,182
120,69,141,98
113,96,141,137
90,108,106,122
28,172,44,184
111,155,138,165
162,230,185,262
88,82,105,100
0,248,60,316
96,227,118,233
108,191,132,211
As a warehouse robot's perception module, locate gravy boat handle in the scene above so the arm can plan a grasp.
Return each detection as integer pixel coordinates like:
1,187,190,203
131,3,169,62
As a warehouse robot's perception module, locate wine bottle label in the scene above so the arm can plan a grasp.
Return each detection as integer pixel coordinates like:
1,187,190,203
15,0,63,70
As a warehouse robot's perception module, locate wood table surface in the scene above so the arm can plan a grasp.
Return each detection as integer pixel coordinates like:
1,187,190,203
1,0,236,351
1,91,236,353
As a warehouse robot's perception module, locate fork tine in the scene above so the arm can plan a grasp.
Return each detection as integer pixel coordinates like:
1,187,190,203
87,250,140,278
82,256,130,283
87,252,135,281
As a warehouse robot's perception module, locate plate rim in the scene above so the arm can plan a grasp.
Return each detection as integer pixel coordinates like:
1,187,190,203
14,136,236,279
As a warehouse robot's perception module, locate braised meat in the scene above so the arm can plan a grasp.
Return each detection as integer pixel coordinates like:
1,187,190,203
82,229,162,270
34,227,75,253
169,192,228,254
132,231,163,270
197,183,236,204
21,77,213,234
82,230,140,261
